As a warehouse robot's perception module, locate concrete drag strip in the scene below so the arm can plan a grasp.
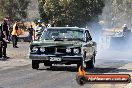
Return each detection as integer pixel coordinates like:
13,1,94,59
0,58,31,70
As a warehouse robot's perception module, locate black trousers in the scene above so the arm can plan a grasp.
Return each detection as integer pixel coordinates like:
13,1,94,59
12,35,18,47
0,42,2,58
2,42,7,57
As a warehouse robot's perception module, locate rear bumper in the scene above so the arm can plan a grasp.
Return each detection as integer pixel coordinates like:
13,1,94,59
29,54,83,61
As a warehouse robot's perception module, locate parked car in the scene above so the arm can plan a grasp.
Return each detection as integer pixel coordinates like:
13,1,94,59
29,27,97,69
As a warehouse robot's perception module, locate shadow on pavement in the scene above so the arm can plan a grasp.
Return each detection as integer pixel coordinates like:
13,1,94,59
38,66,132,74
111,68,132,73
38,65,78,72
38,66,118,73
86,67,117,73
86,67,132,73
37,60,132,73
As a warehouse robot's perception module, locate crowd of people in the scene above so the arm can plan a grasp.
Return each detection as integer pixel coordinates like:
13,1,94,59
0,18,25,60
0,18,57,60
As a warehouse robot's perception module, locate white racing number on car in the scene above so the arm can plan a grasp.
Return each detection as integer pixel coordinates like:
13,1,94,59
50,57,61,61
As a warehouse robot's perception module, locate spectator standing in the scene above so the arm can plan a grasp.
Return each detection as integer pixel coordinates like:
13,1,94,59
11,21,19,48
1,18,10,59
47,23,51,27
47,20,56,27
122,24,131,39
122,24,128,36
47,21,52,27
51,20,56,27
34,21,43,40
27,25,35,43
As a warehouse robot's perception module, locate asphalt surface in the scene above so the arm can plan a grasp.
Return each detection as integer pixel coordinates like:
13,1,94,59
0,43,131,88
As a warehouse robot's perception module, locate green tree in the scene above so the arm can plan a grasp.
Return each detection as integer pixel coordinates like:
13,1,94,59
0,0,31,22
100,0,132,28
38,0,104,27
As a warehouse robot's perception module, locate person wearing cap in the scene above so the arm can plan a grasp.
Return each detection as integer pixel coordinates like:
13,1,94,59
122,24,128,37
34,20,43,39
11,21,19,48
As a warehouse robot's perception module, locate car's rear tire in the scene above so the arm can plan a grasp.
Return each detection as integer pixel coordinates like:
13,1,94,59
32,60,39,69
86,56,94,69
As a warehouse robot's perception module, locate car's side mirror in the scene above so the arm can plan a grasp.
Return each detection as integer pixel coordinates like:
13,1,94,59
85,30,92,42
88,36,92,41
86,37,92,42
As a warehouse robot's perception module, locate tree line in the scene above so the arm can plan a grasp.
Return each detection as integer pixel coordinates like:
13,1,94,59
0,0,104,27
0,0,131,28
100,0,132,28
38,0,104,27
0,0,30,22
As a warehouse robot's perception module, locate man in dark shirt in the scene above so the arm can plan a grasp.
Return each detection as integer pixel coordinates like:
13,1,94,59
1,20,9,59
27,25,35,43
2,18,10,42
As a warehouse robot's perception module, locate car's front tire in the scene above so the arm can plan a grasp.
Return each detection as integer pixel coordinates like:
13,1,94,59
32,60,39,69
77,52,86,69
86,56,94,69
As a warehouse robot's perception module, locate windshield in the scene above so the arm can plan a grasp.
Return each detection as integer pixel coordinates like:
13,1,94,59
40,29,84,41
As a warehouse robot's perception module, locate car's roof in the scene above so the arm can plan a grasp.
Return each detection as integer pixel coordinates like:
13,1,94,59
46,27,86,31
